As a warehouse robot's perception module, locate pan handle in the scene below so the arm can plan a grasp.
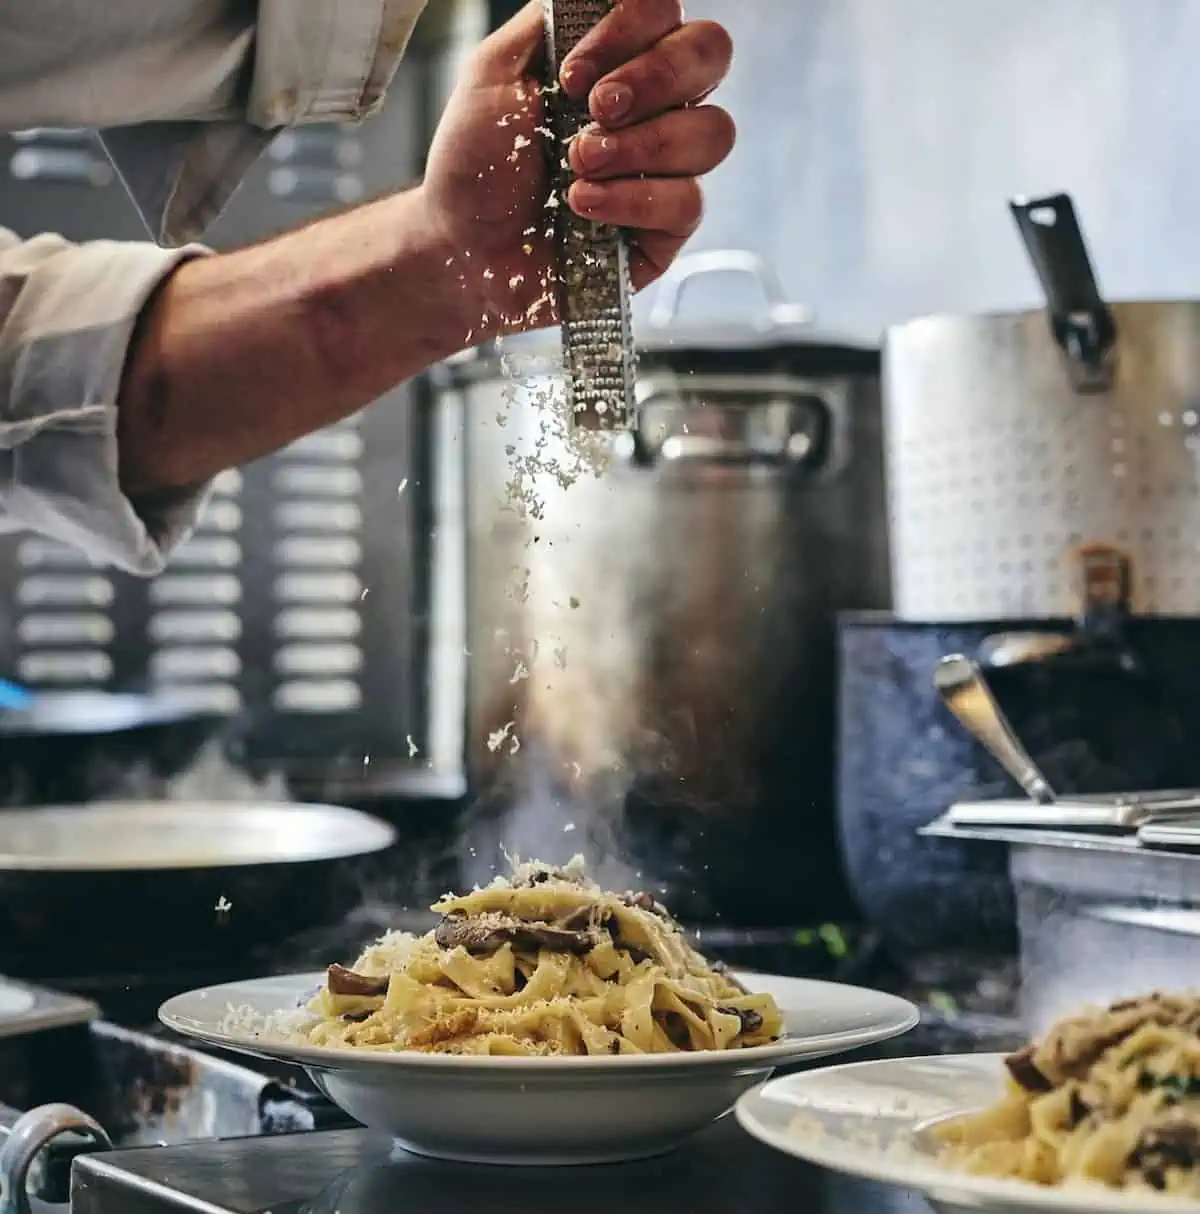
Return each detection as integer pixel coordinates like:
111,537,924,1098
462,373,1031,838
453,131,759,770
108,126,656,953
0,1102,111,1212
1009,192,1117,393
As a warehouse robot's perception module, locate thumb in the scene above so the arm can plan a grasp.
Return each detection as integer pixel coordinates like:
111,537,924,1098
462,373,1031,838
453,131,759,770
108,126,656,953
470,1,546,86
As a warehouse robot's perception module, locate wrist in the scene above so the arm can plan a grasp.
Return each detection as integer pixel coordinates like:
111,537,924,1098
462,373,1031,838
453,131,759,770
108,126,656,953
373,186,481,361
404,184,503,352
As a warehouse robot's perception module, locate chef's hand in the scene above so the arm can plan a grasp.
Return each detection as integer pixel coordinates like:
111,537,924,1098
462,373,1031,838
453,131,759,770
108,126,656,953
421,0,735,336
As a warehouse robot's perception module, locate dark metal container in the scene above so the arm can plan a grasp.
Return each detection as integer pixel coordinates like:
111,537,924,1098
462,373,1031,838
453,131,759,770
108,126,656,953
0,802,395,982
837,610,1200,957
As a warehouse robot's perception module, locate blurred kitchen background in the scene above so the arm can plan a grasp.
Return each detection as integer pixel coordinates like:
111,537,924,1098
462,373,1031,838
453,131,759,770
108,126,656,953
4,0,1200,1020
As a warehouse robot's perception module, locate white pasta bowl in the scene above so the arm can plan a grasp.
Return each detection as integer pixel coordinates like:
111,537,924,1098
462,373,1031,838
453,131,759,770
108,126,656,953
736,1054,1200,1214
160,970,917,1165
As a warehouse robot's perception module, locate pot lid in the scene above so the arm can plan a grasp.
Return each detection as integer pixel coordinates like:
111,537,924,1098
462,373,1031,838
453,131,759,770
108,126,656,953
437,250,879,384
636,250,877,365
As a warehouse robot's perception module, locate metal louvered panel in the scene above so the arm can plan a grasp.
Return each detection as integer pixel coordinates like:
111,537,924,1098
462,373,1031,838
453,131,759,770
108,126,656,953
15,534,114,686
9,129,114,188
146,469,244,713
270,418,365,717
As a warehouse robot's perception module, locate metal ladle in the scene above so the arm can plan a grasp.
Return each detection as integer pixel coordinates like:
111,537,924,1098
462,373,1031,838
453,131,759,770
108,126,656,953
934,653,1056,804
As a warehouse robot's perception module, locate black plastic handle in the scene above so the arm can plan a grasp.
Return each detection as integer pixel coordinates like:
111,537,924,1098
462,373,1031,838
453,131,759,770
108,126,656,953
1009,192,1118,392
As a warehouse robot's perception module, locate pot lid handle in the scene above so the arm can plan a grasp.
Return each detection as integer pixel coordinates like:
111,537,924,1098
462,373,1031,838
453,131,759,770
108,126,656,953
647,250,812,332
1010,192,1117,393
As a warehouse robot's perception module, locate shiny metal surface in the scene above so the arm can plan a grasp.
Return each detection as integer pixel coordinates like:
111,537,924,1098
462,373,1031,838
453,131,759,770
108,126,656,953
543,0,636,430
446,254,889,921
921,815,1143,853
1010,838,1200,1035
1137,815,1200,850
933,655,1055,804
879,194,1200,621
0,1103,110,1214
0,978,97,1040
941,793,1200,832
886,275,1200,620
0,802,395,871
70,1117,922,1214
978,631,1076,668
0,691,199,736
647,250,813,334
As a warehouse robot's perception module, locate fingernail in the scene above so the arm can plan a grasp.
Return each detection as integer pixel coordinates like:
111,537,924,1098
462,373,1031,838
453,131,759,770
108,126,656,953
561,57,598,99
594,82,633,121
571,182,606,215
577,134,616,173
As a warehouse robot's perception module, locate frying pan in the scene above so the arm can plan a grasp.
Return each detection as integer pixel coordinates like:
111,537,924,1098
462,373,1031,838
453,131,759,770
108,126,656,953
0,691,223,805
0,802,397,981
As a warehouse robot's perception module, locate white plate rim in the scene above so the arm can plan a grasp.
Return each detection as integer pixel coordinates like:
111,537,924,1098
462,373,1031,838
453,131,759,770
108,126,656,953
735,1053,1200,1214
159,971,919,1073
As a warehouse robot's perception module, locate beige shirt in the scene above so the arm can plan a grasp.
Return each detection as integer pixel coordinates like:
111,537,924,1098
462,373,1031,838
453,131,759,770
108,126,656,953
0,0,427,573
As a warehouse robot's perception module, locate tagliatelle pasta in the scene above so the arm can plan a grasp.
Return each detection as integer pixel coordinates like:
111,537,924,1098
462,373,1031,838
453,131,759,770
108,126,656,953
934,992,1200,1195
295,856,783,1057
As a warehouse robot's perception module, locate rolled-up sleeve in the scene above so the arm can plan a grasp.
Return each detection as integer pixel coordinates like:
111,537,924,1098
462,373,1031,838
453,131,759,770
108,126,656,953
0,229,210,575
0,0,428,574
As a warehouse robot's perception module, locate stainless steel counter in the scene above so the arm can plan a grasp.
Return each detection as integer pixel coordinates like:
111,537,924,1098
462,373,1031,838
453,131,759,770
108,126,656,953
72,1116,929,1214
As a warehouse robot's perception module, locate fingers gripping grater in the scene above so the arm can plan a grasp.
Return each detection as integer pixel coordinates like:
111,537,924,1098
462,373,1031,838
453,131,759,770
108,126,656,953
542,0,637,430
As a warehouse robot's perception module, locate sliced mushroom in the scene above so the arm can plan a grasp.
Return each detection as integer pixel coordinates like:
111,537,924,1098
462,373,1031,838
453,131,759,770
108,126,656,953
1130,1120,1200,1189
719,1005,764,1035
434,911,597,957
620,891,666,916
1004,1045,1053,1093
1067,1087,1091,1127
327,963,389,997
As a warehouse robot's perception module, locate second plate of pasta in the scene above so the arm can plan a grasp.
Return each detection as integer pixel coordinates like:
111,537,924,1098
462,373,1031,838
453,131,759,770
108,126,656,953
736,1052,1200,1213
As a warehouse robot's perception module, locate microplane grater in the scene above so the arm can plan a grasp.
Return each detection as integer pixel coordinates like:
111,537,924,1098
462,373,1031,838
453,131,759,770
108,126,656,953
543,0,637,431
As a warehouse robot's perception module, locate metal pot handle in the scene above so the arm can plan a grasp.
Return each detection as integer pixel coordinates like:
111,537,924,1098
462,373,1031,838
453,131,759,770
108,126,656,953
620,380,833,470
978,544,1135,671
0,1102,111,1213
637,429,822,468
1009,192,1117,393
647,250,812,331
978,632,1076,668
1080,905,1200,937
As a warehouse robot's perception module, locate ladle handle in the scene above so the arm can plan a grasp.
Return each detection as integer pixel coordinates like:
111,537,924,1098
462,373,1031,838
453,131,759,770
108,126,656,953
1010,192,1117,393
934,654,1055,804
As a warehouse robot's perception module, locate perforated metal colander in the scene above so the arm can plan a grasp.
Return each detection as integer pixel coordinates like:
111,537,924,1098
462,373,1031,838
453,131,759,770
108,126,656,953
885,193,1200,621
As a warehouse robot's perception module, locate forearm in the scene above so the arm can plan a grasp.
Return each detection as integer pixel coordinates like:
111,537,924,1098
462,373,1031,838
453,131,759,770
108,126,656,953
117,187,471,497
